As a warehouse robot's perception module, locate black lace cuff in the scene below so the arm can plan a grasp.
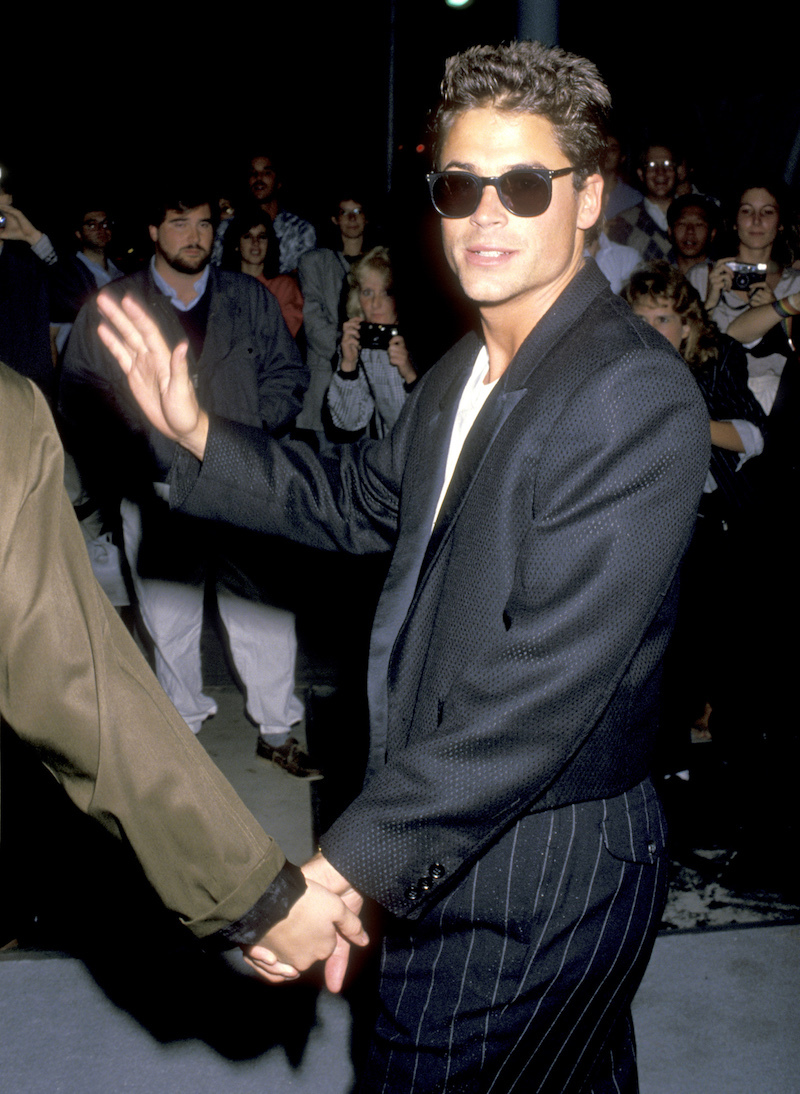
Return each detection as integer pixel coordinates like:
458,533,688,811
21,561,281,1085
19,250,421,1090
212,862,307,948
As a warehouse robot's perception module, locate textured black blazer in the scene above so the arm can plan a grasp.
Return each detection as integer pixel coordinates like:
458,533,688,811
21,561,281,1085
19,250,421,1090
172,261,709,918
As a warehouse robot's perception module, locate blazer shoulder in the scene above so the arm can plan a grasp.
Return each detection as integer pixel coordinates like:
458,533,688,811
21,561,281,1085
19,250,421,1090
211,267,283,316
526,284,707,435
298,247,342,273
577,286,683,366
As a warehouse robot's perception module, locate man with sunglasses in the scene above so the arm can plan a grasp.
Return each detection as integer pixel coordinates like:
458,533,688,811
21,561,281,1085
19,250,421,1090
97,42,708,1094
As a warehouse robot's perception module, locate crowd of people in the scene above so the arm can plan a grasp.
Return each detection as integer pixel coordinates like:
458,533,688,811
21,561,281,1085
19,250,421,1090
2,143,795,796
0,43,797,1087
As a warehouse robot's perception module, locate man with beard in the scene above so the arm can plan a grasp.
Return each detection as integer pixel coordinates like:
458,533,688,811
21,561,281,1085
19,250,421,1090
61,190,316,776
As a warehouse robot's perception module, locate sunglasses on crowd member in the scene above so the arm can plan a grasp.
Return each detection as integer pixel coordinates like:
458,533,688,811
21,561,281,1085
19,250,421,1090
426,166,575,219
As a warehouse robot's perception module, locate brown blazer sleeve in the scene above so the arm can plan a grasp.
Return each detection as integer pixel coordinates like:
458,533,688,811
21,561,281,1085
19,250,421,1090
0,363,286,938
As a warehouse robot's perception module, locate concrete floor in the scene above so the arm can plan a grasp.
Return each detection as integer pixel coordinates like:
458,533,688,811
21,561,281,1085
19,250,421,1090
2,638,795,1093
200,681,800,1094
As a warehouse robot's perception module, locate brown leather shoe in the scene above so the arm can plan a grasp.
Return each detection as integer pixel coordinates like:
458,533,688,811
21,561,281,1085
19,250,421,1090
255,735,323,780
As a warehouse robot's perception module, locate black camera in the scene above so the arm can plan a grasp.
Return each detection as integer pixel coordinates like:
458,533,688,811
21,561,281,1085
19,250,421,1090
360,322,399,351
727,261,768,292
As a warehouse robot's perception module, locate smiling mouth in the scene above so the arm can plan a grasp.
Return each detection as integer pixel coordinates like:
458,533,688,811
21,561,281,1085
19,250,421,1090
465,247,516,264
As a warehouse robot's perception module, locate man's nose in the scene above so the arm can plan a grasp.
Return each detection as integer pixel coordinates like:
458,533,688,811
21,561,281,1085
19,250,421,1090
471,182,507,225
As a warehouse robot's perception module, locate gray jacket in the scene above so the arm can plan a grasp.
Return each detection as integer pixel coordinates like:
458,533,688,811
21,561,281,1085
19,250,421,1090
61,265,308,504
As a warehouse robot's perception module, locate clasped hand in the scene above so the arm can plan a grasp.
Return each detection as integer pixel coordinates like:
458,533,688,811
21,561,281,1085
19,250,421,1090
243,856,366,993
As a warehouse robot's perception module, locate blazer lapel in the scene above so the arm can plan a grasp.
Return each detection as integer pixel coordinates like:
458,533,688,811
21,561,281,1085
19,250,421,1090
365,337,477,775
421,383,526,574
417,261,609,587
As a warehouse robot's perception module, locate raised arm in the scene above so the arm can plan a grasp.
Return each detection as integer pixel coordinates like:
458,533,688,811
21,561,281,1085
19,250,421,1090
97,291,210,459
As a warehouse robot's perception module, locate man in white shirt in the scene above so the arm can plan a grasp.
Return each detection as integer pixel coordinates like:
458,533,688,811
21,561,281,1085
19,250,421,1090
96,44,708,1093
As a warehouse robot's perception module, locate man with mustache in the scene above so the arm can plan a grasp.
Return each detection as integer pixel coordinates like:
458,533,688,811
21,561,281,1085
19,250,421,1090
61,188,317,778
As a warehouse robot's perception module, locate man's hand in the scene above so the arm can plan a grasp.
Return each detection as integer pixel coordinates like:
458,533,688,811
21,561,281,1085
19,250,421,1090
242,876,368,990
301,853,365,993
96,292,210,460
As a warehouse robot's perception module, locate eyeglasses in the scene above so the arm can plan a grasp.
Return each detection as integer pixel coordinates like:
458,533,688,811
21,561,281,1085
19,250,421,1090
426,167,574,219
643,160,675,171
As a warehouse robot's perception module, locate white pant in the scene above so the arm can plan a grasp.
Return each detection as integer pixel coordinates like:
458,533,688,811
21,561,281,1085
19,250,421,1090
121,498,303,736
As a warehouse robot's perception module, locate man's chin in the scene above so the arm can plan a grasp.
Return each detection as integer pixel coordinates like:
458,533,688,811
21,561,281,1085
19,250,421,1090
169,254,210,275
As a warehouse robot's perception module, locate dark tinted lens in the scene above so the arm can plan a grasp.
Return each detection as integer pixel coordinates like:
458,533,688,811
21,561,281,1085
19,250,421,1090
431,174,480,217
499,170,551,216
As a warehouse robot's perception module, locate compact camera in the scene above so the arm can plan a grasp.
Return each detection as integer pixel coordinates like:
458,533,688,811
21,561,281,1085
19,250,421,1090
727,262,768,292
360,322,399,351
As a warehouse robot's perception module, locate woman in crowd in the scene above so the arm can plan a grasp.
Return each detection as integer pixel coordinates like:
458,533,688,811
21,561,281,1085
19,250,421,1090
326,246,416,438
688,182,799,414
223,207,304,338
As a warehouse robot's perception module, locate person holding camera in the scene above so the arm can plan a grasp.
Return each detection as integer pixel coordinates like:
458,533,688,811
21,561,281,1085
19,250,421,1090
687,183,800,415
326,246,416,439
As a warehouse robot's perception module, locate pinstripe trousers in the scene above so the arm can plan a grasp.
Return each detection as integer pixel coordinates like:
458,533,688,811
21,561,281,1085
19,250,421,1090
358,779,668,1094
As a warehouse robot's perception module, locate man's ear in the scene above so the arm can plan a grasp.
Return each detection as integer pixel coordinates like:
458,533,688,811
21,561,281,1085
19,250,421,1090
577,174,604,231
148,224,158,244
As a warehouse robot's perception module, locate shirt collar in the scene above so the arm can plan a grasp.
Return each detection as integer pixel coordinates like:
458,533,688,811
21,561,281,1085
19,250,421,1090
150,255,210,311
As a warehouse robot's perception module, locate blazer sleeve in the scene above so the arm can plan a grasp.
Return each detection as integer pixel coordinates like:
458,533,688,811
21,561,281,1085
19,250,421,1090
169,388,417,556
0,365,288,938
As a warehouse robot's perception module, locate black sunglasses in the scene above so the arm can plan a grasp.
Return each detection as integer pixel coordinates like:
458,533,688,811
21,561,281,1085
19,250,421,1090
427,166,575,219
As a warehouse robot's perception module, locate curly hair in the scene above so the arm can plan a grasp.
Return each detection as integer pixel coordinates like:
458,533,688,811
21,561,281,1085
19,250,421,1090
346,246,394,319
622,261,720,370
432,41,611,186
222,205,281,279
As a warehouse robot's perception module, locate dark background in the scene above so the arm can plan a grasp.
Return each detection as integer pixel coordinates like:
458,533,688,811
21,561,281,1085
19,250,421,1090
4,0,799,252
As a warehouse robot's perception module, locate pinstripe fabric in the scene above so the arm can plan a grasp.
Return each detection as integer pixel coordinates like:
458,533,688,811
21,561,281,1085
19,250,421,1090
358,780,667,1094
